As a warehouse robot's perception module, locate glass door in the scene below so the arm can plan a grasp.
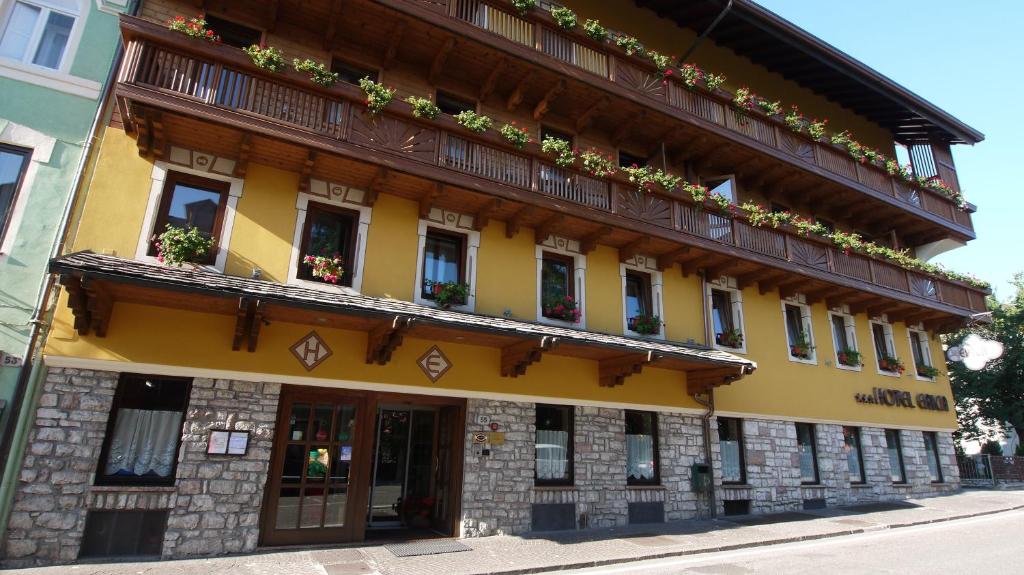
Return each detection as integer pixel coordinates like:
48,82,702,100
367,408,438,530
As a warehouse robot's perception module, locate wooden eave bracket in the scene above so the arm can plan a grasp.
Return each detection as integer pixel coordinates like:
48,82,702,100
383,20,408,70
575,96,608,133
366,315,416,365
656,247,690,271
686,365,751,395
532,79,566,122
420,183,444,218
501,336,559,378
232,297,266,352
474,198,502,231
59,275,112,337
618,236,650,263
429,37,456,84
580,226,612,255
364,167,389,207
599,351,659,387
479,58,507,101
233,133,253,178
534,214,565,245
298,150,317,193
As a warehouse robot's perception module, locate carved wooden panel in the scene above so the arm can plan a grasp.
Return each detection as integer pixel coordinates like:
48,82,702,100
814,145,857,180
856,163,892,194
788,237,829,271
894,181,920,206
613,61,666,100
940,283,970,309
909,273,938,300
348,112,437,164
617,189,672,228
779,132,815,164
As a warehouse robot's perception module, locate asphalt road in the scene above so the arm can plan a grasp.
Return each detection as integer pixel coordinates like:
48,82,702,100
564,509,1024,575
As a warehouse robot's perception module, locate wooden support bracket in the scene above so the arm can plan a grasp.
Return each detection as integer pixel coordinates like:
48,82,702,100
618,236,650,263
420,183,444,218
366,316,416,365
429,37,456,84
656,247,691,271
579,226,612,255
532,79,566,121
575,96,608,133
473,198,502,231
479,58,507,101
500,336,559,377
364,166,389,207
534,214,565,245
599,351,658,387
382,20,407,69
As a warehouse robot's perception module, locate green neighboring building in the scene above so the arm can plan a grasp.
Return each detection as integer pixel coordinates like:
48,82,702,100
0,0,131,529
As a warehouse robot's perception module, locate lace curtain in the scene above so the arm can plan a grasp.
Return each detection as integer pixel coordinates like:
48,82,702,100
104,409,183,478
721,440,742,482
798,445,816,481
536,429,569,480
626,434,654,480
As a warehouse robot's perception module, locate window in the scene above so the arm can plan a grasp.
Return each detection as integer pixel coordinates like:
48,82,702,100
148,172,229,265
625,411,659,485
297,202,358,287
770,202,790,214
783,302,814,362
710,287,743,350
436,90,476,116
718,417,745,484
421,229,466,302
0,143,31,246
536,404,573,486
909,329,935,379
331,58,377,85
830,312,860,369
923,432,943,483
203,14,261,49
871,321,899,375
701,175,736,203
95,374,191,486
541,252,575,320
843,426,866,484
885,429,906,483
618,150,646,169
540,125,573,146
625,270,652,329
816,218,835,233
795,423,818,484
0,0,77,70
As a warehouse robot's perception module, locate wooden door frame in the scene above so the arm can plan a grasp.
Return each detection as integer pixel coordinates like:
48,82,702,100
259,385,466,546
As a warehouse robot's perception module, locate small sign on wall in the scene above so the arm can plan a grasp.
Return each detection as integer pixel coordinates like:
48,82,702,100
207,429,250,456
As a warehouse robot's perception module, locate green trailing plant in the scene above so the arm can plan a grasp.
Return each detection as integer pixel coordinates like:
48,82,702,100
167,15,219,42
426,280,470,309
706,191,734,214
294,58,338,87
153,225,214,267
789,331,814,359
302,254,344,284
405,96,440,120
510,0,536,15
243,44,285,72
717,328,743,349
885,159,913,180
453,110,493,133
916,363,940,379
732,87,757,113
614,34,643,57
578,148,616,178
500,122,532,149
704,73,726,91
582,19,607,42
679,63,705,88
541,136,575,168
784,105,804,133
807,118,828,140
622,165,682,193
837,349,862,367
646,50,672,74
629,314,661,335
358,77,395,116
550,6,577,30
878,355,906,375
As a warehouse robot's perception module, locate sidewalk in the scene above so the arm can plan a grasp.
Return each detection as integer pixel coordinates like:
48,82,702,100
10,489,1024,575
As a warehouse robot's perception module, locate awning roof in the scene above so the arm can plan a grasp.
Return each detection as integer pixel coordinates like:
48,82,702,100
636,0,984,145
50,252,756,391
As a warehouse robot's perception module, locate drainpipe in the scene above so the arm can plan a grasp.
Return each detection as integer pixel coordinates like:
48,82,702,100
0,0,141,536
676,0,734,66
694,270,717,519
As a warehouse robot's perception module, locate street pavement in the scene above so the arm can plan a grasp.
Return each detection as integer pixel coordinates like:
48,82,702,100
5,489,1024,575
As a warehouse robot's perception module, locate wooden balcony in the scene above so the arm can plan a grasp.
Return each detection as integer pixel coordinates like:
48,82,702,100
112,16,988,327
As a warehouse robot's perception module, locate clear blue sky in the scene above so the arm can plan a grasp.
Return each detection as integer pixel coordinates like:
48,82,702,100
754,1,1023,302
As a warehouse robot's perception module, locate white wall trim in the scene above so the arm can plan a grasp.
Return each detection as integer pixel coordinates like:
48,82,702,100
907,327,936,382
0,120,57,257
620,254,664,339
781,297,817,365
412,208,479,312
0,0,93,94
286,184,371,294
536,236,586,329
0,58,100,99
869,318,901,378
706,277,745,354
134,161,243,274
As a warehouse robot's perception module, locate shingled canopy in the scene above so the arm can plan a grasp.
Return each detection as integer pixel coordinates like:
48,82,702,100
50,252,756,394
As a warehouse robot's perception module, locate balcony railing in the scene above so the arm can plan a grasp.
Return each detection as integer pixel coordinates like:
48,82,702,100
402,0,973,234
115,17,988,317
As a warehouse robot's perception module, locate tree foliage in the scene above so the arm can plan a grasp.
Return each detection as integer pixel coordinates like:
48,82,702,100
947,274,1024,448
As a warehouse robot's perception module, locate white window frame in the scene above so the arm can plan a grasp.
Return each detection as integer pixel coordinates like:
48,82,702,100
134,162,243,274
869,318,900,378
286,180,371,294
907,327,936,382
536,235,586,329
0,0,99,99
781,296,816,365
620,254,664,339
706,276,745,354
827,310,860,372
413,208,479,312
0,120,54,259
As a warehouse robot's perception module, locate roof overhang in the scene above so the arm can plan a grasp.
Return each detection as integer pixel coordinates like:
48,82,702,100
50,252,756,395
636,0,984,145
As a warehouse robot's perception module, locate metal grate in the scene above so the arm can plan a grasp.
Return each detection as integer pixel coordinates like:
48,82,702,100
385,540,471,557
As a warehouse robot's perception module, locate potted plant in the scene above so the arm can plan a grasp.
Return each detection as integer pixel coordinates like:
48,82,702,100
916,363,940,379
578,148,616,178
358,77,395,116
167,15,219,42
302,253,344,284
406,96,440,120
629,314,661,335
244,44,285,72
294,58,339,88
837,348,862,367
500,122,532,149
153,225,214,267
878,355,905,375
426,280,469,309
717,328,743,349
789,331,813,359
543,295,581,323
453,110,493,133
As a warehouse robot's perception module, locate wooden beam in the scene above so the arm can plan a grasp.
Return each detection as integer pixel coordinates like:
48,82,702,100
736,268,780,290
366,316,415,365
656,247,691,271
323,0,345,50
693,143,728,171
686,366,747,395
777,280,806,300
233,133,252,178
618,236,650,263
501,336,559,377
705,260,740,281
479,58,507,101
298,150,317,193
532,79,565,121
264,0,282,32
579,226,612,255
611,112,643,148
599,352,658,387
803,286,834,305
232,297,251,351
824,289,861,310
506,75,529,112
575,96,608,133
149,112,165,159
428,37,456,84
680,254,719,277
247,300,266,352
758,273,793,295
505,205,533,238
364,166,388,207
534,214,565,244
59,275,91,336
135,113,152,158
80,278,112,337
473,198,502,231
420,183,444,218
382,20,408,70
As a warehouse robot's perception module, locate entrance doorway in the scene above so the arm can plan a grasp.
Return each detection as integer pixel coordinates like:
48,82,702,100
260,387,464,547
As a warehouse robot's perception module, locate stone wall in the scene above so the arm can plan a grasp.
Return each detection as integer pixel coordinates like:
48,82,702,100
2,368,281,566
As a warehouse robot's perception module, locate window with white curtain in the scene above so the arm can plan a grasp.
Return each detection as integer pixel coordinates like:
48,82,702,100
795,422,819,484
535,404,573,486
718,417,745,484
96,375,191,485
625,410,658,485
0,0,79,70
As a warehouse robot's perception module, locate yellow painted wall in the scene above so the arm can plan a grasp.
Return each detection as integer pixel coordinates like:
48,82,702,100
662,272,707,345
224,164,298,283
585,245,625,334
475,221,537,320
360,193,419,300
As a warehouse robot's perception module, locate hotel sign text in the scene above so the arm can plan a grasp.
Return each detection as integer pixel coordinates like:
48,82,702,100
854,388,950,411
